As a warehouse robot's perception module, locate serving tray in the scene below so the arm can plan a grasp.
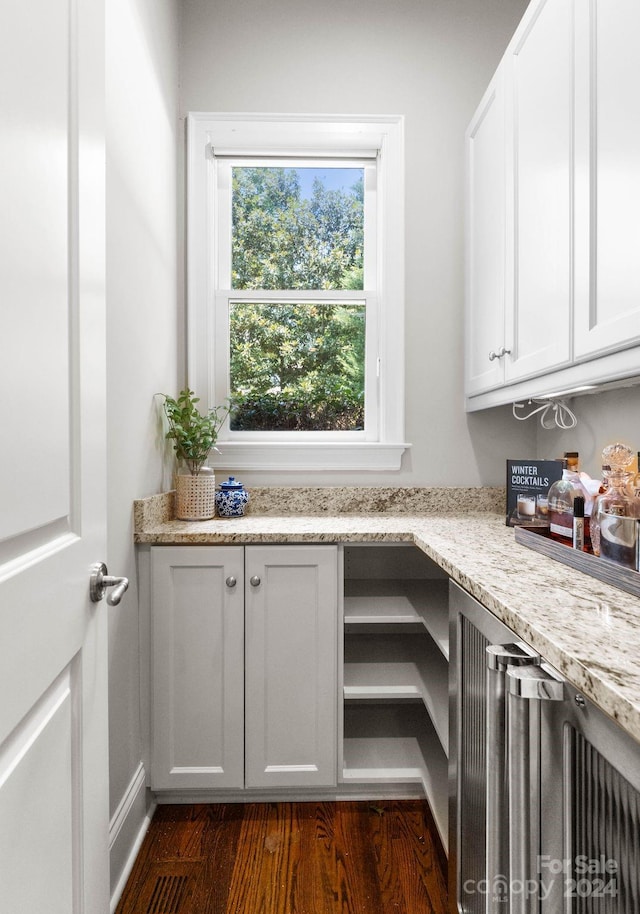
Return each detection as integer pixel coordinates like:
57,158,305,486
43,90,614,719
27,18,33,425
514,525,640,600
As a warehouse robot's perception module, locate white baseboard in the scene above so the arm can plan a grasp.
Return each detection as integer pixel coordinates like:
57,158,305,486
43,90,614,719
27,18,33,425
109,762,156,912
153,781,426,805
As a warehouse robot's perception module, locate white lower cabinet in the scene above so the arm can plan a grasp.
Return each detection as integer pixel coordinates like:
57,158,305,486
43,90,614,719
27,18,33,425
150,544,338,792
148,540,449,844
244,544,338,788
151,546,244,790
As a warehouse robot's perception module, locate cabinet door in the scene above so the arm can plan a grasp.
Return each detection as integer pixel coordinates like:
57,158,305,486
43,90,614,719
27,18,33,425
574,0,640,357
465,65,508,396
245,545,338,788
150,546,244,790
504,0,573,382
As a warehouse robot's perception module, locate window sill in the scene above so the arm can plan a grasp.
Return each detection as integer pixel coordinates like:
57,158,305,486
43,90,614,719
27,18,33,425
209,441,411,472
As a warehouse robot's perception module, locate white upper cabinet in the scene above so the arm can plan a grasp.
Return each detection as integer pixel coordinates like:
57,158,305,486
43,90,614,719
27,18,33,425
466,0,574,397
503,0,574,382
466,0,640,408
574,0,640,358
465,66,508,396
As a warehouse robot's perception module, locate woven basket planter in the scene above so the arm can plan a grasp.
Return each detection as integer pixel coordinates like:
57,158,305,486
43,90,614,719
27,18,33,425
175,470,216,520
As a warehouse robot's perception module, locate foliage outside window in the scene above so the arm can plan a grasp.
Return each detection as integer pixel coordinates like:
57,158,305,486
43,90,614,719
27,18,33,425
227,165,367,433
230,301,365,431
232,167,364,291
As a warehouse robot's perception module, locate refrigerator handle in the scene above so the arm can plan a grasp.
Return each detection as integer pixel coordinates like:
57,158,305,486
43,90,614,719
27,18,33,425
507,664,565,914
485,644,540,914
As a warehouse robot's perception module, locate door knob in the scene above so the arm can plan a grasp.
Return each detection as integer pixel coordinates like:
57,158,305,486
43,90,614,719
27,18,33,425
250,575,261,587
89,562,129,606
226,576,237,588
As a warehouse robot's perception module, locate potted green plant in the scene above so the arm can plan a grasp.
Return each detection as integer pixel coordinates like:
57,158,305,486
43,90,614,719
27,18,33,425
160,389,229,520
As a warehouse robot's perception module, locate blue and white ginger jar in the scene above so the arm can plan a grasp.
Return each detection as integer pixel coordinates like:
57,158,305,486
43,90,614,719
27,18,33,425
215,476,250,517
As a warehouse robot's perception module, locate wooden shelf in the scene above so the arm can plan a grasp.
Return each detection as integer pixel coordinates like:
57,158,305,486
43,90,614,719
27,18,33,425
343,632,448,755
344,579,449,659
342,703,448,849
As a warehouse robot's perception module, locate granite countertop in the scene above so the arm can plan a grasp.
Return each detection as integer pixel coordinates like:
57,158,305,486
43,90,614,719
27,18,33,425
134,488,640,746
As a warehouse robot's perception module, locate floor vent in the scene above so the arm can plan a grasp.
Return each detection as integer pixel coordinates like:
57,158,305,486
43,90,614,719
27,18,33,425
146,874,189,914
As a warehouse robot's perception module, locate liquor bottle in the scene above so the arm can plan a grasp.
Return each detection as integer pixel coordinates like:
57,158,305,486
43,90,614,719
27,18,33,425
572,496,585,550
596,443,640,569
548,459,587,542
564,451,579,473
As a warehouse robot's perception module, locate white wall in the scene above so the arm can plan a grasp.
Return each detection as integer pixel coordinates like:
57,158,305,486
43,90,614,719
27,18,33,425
106,0,179,897
534,386,640,477
179,0,535,486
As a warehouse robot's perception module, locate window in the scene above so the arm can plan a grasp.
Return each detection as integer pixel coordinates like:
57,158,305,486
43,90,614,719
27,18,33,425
187,114,407,471
220,160,373,435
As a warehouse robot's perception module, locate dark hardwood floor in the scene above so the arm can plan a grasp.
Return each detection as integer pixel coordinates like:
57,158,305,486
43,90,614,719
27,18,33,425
115,800,448,914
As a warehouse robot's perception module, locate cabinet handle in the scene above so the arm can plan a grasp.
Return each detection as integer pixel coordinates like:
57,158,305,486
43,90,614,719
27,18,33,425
506,665,565,914
225,576,237,588
249,575,261,587
485,644,540,914
489,346,512,362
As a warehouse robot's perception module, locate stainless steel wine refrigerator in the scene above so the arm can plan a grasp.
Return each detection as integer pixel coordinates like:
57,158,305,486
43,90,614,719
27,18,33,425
449,581,640,914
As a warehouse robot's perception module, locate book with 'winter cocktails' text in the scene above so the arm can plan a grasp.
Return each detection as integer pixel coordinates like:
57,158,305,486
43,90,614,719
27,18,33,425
506,458,564,527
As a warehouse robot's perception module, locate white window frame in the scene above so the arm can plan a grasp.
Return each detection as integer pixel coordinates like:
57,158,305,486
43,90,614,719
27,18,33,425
187,112,408,471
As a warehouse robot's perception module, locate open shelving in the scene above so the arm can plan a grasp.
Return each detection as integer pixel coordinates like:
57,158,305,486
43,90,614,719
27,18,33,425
340,544,450,850
344,578,449,659
343,632,448,753
342,703,448,842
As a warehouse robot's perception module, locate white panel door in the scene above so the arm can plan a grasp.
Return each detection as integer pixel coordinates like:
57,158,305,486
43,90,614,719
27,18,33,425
504,0,573,382
574,0,640,357
0,0,108,912
465,66,508,396
245,545,338,789
150,546,245,790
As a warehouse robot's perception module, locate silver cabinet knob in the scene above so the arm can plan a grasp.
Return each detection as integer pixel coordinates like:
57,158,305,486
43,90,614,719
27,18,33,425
489,346,512,362
89,562,129,606
226,576,237,588
250,575,261,587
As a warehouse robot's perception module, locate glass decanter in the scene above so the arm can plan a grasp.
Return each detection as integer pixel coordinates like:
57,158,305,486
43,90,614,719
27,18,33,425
589,464,609,557
548,459,588,542
594,443,640,568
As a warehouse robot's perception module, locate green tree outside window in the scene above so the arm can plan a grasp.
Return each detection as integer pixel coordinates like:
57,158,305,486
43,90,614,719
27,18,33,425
229,167,366,431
